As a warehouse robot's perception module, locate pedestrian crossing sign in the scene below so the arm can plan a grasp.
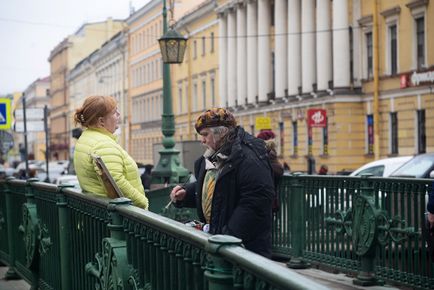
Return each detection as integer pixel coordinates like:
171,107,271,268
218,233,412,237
0,98,11,130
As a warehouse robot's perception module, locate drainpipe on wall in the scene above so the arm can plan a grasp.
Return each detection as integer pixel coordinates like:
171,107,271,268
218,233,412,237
373,0,380,160
187,30,192,140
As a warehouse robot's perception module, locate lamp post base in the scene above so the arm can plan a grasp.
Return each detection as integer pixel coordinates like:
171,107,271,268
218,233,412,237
151,148,189,185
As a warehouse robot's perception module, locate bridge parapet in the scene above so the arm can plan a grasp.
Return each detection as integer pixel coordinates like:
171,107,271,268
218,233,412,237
0,177,331,290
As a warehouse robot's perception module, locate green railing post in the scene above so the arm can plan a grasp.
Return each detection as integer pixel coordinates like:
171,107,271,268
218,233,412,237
85,197,132,289
352,175,382,286
205,235,241,290
287,173,310,269
4,177,19,279
57,184,74,290
20,178,40,290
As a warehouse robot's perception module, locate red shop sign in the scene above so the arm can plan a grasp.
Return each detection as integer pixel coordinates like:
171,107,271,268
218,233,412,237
307,109,327,128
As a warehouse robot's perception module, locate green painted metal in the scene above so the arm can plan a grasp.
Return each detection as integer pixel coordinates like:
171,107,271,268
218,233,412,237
147,185,198,222
287,173,309,269
3,177,20,280
85,198,132,290
205,235,242,290
151,0,189,185
3,175,433,289
273,174,434,289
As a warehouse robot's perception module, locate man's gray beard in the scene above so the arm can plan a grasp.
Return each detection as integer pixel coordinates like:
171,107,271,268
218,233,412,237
203,147,215,158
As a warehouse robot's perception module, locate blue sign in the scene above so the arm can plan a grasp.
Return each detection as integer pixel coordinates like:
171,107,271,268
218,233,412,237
0,98,11,129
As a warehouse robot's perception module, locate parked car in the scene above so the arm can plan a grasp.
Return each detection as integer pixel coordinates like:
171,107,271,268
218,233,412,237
390,153,434,178
55,174,81,190
350,156,413,177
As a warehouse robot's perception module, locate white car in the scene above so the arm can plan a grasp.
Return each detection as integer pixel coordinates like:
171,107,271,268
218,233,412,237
350,156,413,177
55,175,81,190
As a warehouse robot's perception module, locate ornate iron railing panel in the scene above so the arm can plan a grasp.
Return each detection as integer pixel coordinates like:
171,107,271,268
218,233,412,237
65,189,110,290
273,175,434,289
33,182,62,290
0,181,10,264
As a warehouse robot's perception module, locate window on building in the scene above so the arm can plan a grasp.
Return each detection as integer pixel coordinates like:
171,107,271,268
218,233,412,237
389,25,397,75
202,80,206,109
193,82,198,111
193,40,197,59
292,121,298,156
349,26,354,83
202,36,206,56
210,32,215,53
210,77,215,107
417,109,426,153
322,118,328,155
367,114,374,155
390,112,398,154
366,32,373,79
279,122,284,157
178,86,183,114
416,17,425,69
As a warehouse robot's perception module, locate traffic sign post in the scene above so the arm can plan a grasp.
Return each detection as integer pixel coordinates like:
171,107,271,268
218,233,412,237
0,98,12,130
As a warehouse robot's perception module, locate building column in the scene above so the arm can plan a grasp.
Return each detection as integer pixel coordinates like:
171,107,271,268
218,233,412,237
218,12,228,107
301,0,316,93
258,0,271,103
227,8,237,108
352,0,362,87
333,0,351,88
247,0,258,105
275,0,287,99
237,3,247,107
287,0,301,97
316,0,332,91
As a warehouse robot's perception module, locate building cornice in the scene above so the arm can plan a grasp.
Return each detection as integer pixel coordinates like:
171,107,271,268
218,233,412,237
358,15,373,26
126,0,161,25
406,0,430,10
175,0,217,30
380,6,401,18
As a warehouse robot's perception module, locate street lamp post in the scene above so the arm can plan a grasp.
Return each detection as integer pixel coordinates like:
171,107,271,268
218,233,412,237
152,0,189,184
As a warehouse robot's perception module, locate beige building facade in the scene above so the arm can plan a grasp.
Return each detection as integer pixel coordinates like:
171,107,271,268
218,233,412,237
169,0,433,174
126,0,205,164
69,31,129,150
48,18,125,161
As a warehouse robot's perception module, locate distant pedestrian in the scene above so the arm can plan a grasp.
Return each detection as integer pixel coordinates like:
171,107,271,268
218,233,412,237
318,164,328,175
283,162,291,175
73,95,149,209
257,130,284,212
140,164,153,190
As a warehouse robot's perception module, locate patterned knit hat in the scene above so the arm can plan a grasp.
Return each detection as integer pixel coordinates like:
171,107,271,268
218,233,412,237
195,108,237,133
257,130,276,141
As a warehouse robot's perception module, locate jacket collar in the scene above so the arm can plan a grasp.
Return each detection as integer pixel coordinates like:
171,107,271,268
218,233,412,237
86,127,118,142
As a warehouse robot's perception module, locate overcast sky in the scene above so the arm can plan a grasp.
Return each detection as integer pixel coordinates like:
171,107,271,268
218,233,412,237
0,0,150,95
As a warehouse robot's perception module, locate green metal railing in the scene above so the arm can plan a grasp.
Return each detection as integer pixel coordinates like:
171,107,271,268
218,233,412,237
273,174,434,289
0,177,329,290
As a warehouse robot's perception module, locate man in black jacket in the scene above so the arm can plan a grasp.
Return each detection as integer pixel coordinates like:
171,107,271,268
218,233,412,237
170,108,274,258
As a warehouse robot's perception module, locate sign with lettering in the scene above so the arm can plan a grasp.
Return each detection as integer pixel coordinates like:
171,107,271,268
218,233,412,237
307,109,327,128
401,69,434,88
255,117,272,130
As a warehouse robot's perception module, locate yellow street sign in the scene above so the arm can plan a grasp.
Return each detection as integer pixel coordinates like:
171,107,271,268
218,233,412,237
0,98,11,130
255,117,272,130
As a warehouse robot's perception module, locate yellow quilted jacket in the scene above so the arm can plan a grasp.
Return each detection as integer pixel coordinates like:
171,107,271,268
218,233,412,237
73,128,149,209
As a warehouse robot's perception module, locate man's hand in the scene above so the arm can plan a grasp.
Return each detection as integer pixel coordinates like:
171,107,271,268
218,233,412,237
170,185,186,202
428,212,434,228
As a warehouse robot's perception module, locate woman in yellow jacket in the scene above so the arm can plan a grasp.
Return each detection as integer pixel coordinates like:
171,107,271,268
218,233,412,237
73,95,149,209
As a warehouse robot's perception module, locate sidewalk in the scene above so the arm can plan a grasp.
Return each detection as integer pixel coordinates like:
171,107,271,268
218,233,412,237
0,264,410,290
0,267,29,290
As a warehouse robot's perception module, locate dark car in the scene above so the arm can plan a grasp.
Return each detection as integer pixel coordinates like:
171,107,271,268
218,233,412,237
390,153,434,178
